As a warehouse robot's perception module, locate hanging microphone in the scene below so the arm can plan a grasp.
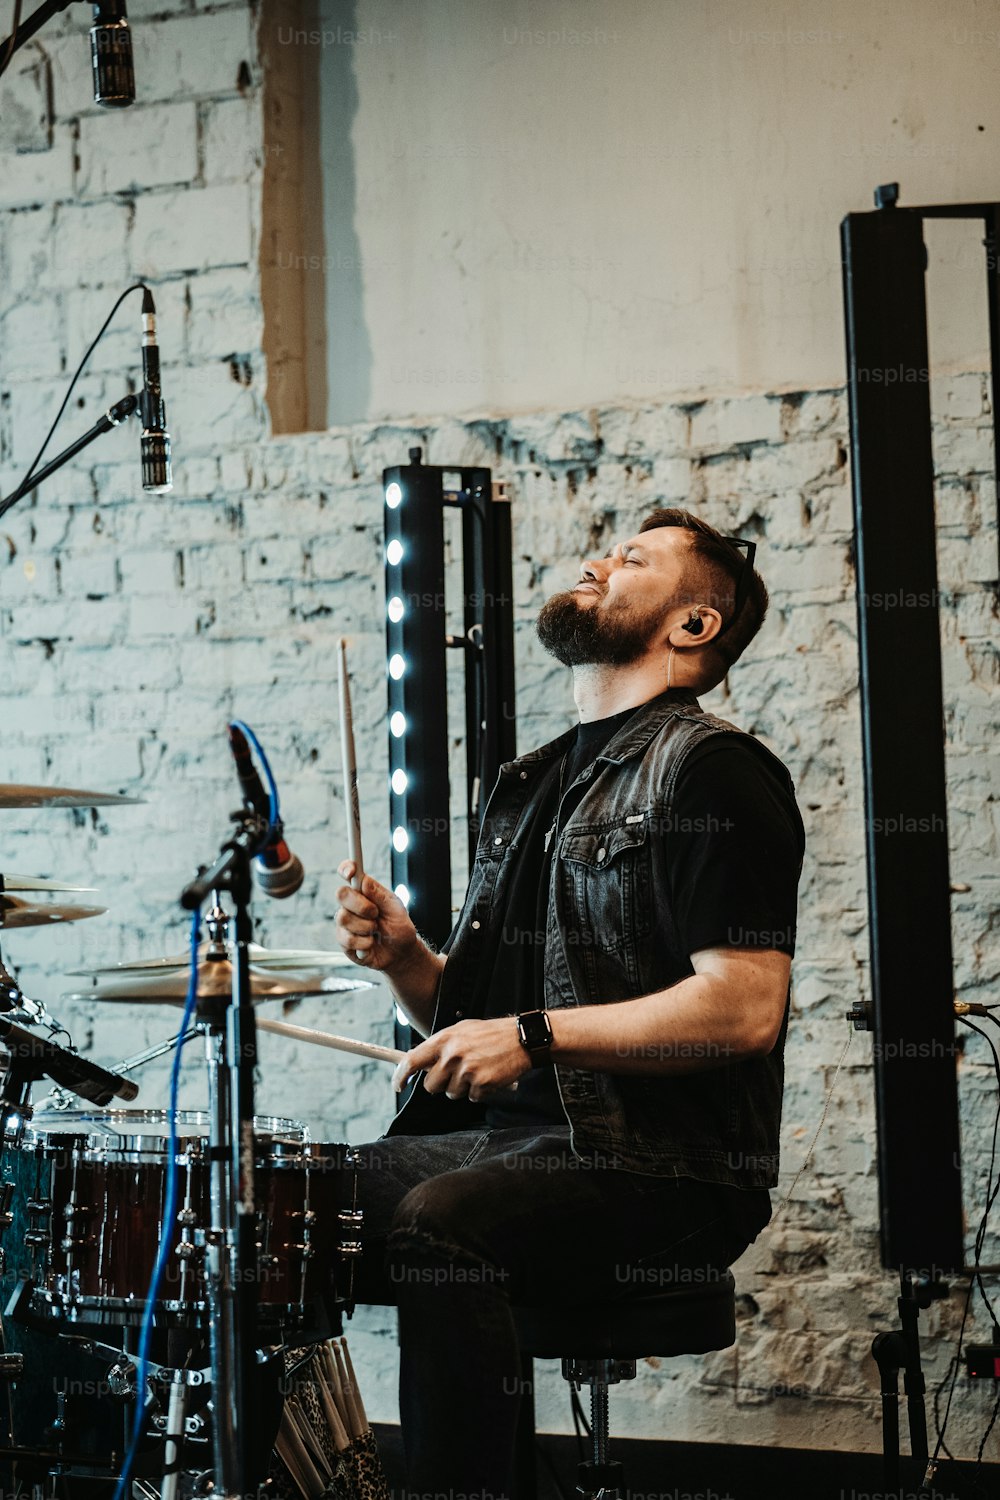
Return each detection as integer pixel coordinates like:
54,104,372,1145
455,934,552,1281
140,286,172,493
90,0,135,108
227,725,305,899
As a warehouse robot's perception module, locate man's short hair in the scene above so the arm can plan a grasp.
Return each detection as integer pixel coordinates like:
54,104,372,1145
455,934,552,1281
638,507,769,690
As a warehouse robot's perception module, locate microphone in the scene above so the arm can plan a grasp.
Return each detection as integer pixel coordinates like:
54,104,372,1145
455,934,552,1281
90,0,135,108
140,287,172,493
227,725,305,899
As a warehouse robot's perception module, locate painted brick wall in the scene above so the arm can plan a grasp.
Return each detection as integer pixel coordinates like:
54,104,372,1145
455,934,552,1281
0,0,998,1460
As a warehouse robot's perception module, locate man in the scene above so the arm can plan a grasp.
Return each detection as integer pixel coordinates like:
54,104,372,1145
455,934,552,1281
334,507,804,1493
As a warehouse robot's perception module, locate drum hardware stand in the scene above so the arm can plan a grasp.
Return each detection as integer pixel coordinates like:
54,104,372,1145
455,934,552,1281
870,1267,949,1496
34,1027,202,1115
0,943,55,1031
180,806,270,1500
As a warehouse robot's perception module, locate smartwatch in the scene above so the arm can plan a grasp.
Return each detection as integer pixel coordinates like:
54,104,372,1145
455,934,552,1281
516,1009,554,1067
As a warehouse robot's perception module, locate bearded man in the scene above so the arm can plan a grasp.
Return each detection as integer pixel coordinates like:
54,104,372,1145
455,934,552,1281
334,507,805,1493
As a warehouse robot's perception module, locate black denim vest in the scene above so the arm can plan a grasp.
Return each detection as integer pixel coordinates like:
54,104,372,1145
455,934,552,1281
387,687,799,1188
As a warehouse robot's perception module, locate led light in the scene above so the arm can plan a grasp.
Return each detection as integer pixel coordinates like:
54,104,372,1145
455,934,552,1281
388,653,405,680
390,711,407,738
385,482,402,508
387,595,404,623
386,539,403,566
394,886,410,911
392,826,409,852
391,769,408,795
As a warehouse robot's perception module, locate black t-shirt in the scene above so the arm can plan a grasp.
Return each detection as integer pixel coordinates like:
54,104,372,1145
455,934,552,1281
479,705,805,1133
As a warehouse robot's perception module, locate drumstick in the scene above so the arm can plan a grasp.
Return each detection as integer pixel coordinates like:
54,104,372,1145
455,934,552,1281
255,1015,405,1065
331,1339,366,1440
275,1422,321,1499
322,1342,363,1442
314,1358,352,1453
287,1397,332,1482
338,638,364,882
339,1337,369,1432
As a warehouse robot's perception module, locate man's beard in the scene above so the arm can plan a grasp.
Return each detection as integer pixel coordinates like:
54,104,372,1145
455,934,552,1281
535,588,665,667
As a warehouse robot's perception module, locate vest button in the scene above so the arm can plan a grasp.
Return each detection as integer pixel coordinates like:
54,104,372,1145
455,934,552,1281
520,771,528,780
596,847,606,862
455,1010,464,1019
493,837,503,846
471,920,481,930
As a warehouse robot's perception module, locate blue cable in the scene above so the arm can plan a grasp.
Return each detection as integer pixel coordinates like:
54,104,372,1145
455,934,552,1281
229,718,280,831
113,908,201,1499
114,722,278,1495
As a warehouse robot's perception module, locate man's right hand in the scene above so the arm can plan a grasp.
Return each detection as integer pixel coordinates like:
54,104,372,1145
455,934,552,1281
334,861,417,972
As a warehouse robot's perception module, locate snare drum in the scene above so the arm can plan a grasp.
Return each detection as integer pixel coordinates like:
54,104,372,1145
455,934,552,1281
0,1112,360,1328
1,1110,303,1325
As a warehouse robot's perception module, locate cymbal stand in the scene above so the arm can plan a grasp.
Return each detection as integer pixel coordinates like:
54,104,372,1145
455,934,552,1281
34,1027,202,1114
180,807,267,1500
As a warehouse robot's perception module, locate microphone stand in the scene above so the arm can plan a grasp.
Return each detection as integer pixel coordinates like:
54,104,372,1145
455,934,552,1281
180,809,267,1500
0,393,138,522
0,0,75,74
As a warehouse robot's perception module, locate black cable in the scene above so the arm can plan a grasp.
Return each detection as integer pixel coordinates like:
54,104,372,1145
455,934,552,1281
0,0,24,79
929,1015,1000,1468
8,281,147,506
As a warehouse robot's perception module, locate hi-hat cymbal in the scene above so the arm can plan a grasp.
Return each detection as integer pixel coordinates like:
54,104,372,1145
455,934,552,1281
62,958,372,1006
0,784,143,809
1,896,107,929
66,944,354,978
1,875,97,894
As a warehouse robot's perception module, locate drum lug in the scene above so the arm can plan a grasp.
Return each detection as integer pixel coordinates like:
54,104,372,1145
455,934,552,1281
0,1354,24,1379
338,1208,363,1231
339,1240,363,1258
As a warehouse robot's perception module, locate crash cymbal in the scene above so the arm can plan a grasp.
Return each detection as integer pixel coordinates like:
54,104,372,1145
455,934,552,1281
66,944,354,978
1,896,107,929
63,958,372,1005
0,784,143,809
0,874,97,894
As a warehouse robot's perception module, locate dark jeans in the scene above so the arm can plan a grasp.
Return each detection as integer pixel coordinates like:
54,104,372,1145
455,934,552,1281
348,1122,770,1495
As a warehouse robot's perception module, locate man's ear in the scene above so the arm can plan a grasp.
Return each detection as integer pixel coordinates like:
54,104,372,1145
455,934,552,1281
666,606,723,648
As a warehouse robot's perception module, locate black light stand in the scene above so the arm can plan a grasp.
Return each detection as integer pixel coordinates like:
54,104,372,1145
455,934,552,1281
841,183,1000,1494
180,813,267,1499
382,448,516,1054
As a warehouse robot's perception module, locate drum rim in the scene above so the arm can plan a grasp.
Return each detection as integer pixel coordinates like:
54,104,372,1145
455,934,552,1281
22,1109,307,1155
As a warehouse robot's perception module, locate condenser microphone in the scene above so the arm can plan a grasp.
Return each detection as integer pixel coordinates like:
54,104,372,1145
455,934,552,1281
139,287,172,492
227,725,305,900
90,0,135,107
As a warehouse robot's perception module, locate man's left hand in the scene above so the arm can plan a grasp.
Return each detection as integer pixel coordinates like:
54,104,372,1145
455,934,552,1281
392,1017,535,1101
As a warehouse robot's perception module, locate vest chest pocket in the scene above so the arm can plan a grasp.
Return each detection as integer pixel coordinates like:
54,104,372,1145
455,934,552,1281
560,818,653,953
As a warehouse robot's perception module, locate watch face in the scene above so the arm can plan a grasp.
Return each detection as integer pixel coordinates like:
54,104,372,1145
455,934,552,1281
519,1011,552,1051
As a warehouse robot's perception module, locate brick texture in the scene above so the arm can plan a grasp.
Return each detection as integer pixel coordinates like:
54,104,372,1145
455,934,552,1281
0,0,998,1461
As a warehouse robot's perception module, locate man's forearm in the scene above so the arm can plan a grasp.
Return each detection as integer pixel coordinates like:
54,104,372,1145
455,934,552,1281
384,942,447,1037
547,970,774,1074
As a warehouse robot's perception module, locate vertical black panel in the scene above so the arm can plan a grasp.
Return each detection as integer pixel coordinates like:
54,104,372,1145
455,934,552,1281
841,208,963,1274
985,205,1000,584
461,472,517,867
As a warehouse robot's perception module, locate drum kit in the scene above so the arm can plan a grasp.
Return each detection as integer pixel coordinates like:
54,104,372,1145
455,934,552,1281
0,778,392,1500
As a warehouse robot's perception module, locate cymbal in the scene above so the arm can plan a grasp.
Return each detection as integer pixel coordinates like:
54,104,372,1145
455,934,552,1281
62,958,372,1006
1,875,96,894
0,784,143,809
1,896,107,929
66,944,355,977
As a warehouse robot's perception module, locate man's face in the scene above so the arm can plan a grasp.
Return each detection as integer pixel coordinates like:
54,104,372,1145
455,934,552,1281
536,526,692,667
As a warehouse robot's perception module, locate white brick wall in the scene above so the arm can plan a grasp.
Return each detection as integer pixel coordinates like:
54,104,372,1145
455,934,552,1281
1,0,998,1463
